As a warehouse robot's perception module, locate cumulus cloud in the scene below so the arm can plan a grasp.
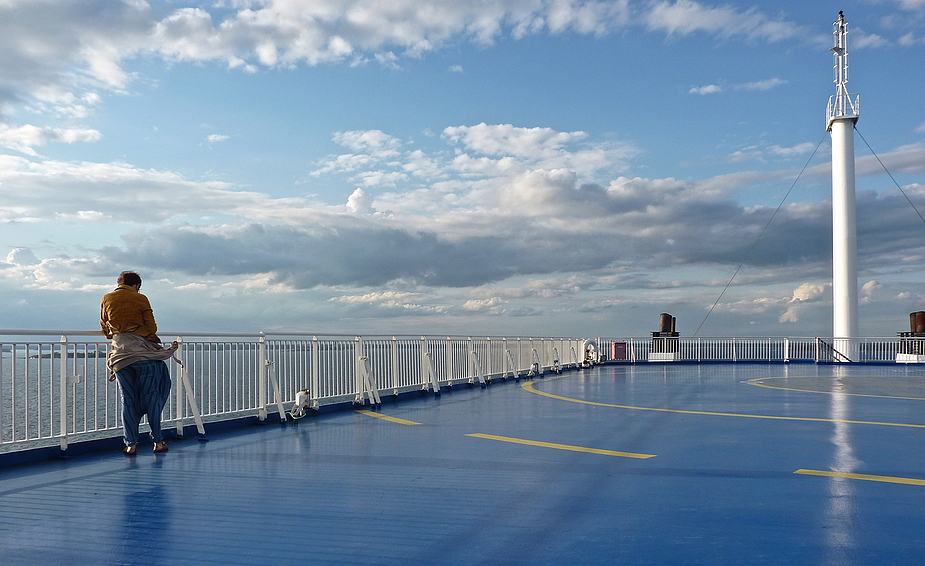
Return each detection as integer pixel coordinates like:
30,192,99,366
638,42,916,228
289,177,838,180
778,282,831,323
6,247,39,266
346,187,376,214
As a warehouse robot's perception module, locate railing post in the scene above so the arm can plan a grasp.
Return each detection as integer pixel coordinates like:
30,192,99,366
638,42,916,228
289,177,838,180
517,338,522,371
467,337,474,384
391,336,399,396
175,336,185,437
311,336,320,409
355,336,363,401
420,336,427,390
446,337,453,384
58,335,68,452
258,334,268,422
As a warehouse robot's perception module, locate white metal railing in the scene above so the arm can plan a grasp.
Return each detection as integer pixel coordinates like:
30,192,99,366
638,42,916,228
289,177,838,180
1,332,916,457
826,92,859,126
597,336,906,364
0,331,584,456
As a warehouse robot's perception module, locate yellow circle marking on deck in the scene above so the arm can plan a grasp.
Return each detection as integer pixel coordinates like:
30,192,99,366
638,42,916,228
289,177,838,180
521,378,925,429
466,433,655,459
795,469,925,486
355,410,421,425
747,377,925,401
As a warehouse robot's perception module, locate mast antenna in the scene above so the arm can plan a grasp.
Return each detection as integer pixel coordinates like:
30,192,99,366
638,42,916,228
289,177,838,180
827,10,859,130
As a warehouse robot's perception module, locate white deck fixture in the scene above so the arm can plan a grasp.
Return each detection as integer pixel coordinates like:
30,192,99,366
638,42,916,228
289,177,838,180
827,11,860,358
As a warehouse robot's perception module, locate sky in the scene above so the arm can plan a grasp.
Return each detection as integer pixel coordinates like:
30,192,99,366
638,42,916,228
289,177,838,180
1,0,924,339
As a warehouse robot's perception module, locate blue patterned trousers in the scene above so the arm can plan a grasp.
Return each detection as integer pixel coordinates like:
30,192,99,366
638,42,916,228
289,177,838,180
116,359,172,446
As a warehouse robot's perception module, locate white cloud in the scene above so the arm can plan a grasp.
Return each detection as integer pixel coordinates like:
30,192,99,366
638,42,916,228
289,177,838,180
6,247,39,266
791,282,829,302
0,124,101,156
894,0,925,12
690,84,722,95
207,134,230,143
861,280,882,304
769,142,815,157
899,32,925,46
691,78,786,96
329,290,448,313
442,123,637,177
645,0,804,42
0,0,814,131
462,296,506,314
852,30,889,49
443,123,587,159
346,187,376,214
738,78,787,91
333,130,401,156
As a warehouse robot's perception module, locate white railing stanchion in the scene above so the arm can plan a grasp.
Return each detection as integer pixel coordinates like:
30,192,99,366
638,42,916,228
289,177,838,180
504,349,521,382
468,349,487,388
355,355,382,407
420,337,439,394
175,337,185,437
311,336,320,410
258,334,268,422
58,335,68,452
265,360,287,423
529,348,543,377
175,357,206,437
391,336,399,396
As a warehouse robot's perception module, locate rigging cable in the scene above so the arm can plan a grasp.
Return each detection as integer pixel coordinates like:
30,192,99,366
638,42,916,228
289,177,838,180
855,128,925,227
692,132,829,337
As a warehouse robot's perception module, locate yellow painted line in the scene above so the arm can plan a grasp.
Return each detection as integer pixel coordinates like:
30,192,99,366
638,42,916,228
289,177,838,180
521,380,925,429
355,410,421,425
795,469,925,487
748,377,925,401
466,433,656,459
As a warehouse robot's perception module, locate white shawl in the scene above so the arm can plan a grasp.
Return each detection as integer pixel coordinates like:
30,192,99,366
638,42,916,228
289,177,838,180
108,332,178,374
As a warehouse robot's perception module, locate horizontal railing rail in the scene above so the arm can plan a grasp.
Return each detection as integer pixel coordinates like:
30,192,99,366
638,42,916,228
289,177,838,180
1,332,917,458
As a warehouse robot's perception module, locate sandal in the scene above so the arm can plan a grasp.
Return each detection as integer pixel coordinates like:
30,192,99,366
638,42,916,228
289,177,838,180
153,442,169,453
124,444,137,456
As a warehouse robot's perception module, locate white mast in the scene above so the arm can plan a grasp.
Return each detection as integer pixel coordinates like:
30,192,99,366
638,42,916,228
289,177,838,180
827,11,860,354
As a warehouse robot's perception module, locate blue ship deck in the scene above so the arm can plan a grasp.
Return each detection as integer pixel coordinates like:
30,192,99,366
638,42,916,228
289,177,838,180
2,362,925,565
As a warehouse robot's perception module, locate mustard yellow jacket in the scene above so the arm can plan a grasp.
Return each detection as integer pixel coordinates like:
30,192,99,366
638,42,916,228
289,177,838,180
100,285,161,342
